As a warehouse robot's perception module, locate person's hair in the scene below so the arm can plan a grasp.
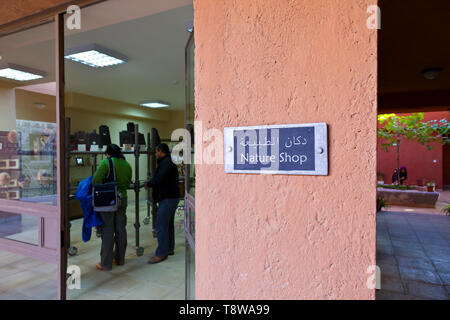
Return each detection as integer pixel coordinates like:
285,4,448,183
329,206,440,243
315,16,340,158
156,143,170,155
106,144,125,160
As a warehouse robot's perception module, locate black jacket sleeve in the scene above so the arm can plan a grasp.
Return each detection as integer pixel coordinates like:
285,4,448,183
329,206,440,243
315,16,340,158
147,158,170,187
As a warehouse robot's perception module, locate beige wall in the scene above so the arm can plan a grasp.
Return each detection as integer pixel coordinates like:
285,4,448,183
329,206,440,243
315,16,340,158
0,80,16,131
15,89,57,123
194,0,377,299
164,110,186,139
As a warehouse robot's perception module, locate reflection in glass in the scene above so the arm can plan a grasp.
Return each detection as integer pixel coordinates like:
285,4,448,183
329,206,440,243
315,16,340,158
0,20,57,206
0,18,58,301
188,244,195,299
0,249,57,299
189,207,195,239
186,33,195,197
0,211,39,245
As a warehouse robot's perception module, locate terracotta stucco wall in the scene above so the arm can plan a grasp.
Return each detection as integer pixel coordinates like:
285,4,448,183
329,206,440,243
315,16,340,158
194,0,377,299
0,0,73,25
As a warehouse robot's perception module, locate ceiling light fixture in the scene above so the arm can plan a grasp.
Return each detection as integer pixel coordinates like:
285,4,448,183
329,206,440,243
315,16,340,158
65,44,128,68
422,67,443,80
33,103,46,110
140,101,170,108
0,63,46,81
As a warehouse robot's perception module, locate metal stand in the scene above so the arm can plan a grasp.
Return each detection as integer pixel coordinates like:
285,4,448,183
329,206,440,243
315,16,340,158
143,132,152,226
133,124,144,256
65,118,78,256
150,130,159,237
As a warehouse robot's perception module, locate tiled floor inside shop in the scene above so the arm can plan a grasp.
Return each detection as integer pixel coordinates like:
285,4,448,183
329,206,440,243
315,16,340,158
0,201,187,300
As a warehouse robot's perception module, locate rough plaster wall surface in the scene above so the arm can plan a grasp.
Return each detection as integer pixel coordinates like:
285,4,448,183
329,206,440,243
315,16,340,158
0,0,73,25
195,0,377,299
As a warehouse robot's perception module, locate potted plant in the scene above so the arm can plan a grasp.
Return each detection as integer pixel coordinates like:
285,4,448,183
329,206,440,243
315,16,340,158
441,204,450,216
377,172,385,185
426,181,435,192
377,196,388,212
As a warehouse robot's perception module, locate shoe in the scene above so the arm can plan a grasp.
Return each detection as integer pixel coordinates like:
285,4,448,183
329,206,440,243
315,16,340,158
96,263,106,271
148,255,167,264
168,251,174,256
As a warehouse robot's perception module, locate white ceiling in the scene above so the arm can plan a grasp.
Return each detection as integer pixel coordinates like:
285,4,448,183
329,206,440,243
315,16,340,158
0,0,193,110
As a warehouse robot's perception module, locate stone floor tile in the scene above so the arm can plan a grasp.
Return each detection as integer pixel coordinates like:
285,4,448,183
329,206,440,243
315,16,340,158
390,235,419,243
395,256,435,271
418,237,450,247
398,266,442,285
377,253,398,265
161,287,185,300
378,244,394,255
433,260,450,275
380,275,406,294
445,286,450,295
119,281,174,300
378,263,400,278
437,272,450,285
376,290,425,300
404,281,449,300
393,246,426,259
391,239,422,250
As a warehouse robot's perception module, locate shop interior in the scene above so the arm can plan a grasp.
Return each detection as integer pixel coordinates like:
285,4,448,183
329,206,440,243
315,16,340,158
0,0,194,300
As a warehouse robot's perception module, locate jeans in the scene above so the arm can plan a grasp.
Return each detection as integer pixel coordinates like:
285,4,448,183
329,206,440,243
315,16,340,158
99,198,128,270
155,198,179,257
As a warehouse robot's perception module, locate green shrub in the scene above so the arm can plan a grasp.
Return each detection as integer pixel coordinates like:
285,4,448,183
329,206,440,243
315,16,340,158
442,204,450,216
377,196,388,212
377,184,414,191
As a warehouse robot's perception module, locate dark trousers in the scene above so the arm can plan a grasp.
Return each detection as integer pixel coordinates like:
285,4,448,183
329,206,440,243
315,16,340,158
155,198,179,257
99,198,127,270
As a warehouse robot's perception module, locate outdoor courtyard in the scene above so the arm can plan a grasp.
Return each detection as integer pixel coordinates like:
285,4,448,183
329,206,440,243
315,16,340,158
376,190,450,300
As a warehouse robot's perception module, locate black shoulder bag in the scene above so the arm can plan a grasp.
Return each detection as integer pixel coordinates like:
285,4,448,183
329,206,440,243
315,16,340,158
92,157,118,212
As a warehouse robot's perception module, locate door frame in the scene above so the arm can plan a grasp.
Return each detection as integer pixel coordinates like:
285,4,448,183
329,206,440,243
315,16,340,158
0,0,102,300
184,30,195,300
0,14,67,299
0,0,197,300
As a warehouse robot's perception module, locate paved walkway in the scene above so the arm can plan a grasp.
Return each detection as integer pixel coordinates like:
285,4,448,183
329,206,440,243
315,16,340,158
376,209,450,300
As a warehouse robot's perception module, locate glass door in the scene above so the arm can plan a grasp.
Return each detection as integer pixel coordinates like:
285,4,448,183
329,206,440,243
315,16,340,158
185,31,195,300
0,16,65,299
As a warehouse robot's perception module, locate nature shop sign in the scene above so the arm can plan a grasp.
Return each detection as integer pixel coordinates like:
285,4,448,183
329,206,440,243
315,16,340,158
224,123,328,175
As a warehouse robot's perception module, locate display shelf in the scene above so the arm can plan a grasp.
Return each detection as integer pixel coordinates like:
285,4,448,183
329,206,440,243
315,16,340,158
66,118,160,257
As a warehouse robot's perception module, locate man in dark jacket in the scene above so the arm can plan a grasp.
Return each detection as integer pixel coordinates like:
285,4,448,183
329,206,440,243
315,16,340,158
145,143,180,264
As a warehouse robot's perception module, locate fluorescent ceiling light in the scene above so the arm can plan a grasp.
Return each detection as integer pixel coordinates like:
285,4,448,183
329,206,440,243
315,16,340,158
0,63,46,81
140,101,170,108
65,44,128,68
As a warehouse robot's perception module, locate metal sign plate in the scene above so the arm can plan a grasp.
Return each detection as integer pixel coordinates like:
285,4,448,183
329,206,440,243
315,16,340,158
224,123,328,175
